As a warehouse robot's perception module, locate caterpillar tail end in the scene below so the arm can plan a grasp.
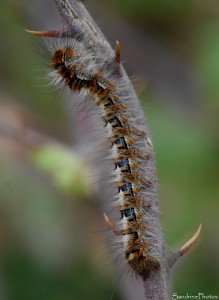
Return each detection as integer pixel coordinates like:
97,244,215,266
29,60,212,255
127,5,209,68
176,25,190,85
179,224,202,256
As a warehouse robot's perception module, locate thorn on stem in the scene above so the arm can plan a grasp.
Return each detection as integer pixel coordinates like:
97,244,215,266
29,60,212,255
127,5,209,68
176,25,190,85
114,40,121,64
179,224,202,256
25,29,61,37
103,213,120,236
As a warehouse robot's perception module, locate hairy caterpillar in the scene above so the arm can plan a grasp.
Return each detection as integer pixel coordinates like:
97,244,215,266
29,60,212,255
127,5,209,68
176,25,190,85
26,0,201,284
50,38,159,277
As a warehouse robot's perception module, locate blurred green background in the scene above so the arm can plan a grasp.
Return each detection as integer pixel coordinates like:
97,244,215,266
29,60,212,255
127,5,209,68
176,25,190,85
0,0,218,299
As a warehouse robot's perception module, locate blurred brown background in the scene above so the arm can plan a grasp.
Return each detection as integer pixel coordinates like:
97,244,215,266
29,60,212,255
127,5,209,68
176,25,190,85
0,0,219,299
